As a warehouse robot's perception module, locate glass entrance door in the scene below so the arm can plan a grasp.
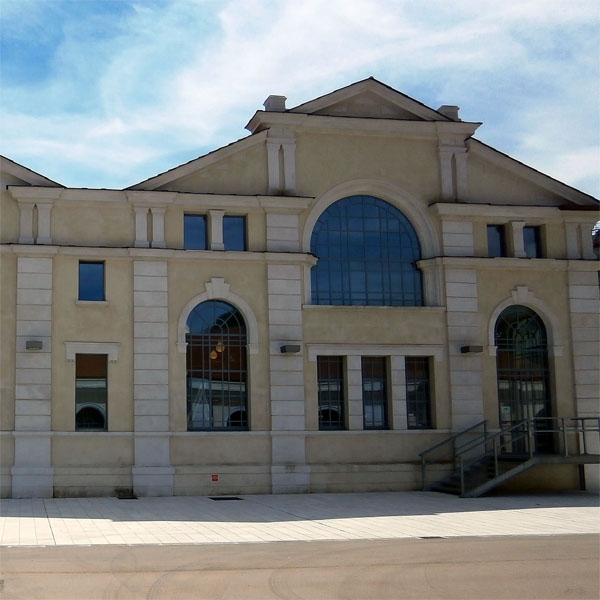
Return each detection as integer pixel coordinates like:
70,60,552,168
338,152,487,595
495,305,554,454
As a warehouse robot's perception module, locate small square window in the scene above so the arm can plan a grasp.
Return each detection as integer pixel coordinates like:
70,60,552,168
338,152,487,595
223,216,246,251
184,214,207,250
487,225,507,257
523,226,542,258
79,262,105,301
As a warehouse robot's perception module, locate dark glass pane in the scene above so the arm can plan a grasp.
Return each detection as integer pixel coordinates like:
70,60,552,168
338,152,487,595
184,214,207,250
494,305,552,452
362,356,387,429
186,301,248,431
487,225,506,257
317,356,345,430
310,196,422,306
523,226,541,258
223,216,246,251
406,357,432,429
75,354,107,431
78,262,104,301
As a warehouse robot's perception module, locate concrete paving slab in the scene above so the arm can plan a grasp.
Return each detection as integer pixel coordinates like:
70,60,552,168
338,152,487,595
0,491,598,547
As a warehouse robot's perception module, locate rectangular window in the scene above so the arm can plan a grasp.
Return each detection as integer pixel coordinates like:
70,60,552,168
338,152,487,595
362,356,388,429
75,354,107,431
223,215,247,251
406,357,432,429
184,214,207,250
523,226,542,258
317,356,345,430
487,225,506,257
78,262,105,301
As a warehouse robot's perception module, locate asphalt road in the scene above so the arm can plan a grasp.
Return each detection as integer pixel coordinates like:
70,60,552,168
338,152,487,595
1,534,598,599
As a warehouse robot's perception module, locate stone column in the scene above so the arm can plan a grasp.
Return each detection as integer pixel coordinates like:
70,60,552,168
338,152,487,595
267,263,309,493
12,256,54,498
132,260,173,496
390,356,408,430
346,355,363,430
568,267,600,490
445,268,484,431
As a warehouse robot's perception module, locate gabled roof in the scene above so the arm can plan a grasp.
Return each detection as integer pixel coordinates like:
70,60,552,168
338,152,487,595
126,79,598,207
0,155,64,187
287,76,452,121
127,131,266,191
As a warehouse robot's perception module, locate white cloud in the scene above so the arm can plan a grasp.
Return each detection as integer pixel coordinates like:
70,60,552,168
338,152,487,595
1,0,598,194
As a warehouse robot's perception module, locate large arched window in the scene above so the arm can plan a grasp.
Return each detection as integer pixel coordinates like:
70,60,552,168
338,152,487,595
186,300,248,431
310,195,423,306
495,305,552,450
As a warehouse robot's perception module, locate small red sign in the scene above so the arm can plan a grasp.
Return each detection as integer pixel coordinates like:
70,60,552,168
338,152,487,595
211,474,219,482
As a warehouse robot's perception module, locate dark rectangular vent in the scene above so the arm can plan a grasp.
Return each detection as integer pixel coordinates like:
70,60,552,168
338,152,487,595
209,496,243,501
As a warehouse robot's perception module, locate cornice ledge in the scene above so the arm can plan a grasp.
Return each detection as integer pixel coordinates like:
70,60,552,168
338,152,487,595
431,202,561,219
8,186,63,200
430,256,569,270
126,190,178,205
247,112,481,138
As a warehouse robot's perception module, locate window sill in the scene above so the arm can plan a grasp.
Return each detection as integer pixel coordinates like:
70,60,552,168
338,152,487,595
76,300,108,306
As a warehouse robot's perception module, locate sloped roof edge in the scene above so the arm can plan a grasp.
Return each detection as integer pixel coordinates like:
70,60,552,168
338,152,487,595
126,131,267,190
288,76,452,121
469,140,598,207
0,155,64,187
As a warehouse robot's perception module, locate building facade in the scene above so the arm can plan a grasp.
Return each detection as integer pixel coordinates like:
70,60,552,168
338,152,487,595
1,78,598,498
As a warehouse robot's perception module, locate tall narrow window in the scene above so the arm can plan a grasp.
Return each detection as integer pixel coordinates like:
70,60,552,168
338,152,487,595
223,216,247,251
317,356,345,430
487,225,506,257
184,214,207,250
75,354,107,430
186,300,248,431
310,195,422,306
523,226,542,258
78,262,105,301
362,357,388,429
406,357,432,429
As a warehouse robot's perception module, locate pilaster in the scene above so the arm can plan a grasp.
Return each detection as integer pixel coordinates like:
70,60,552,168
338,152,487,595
267,263,309,493
12,256,54,497
444,268,484,430
132,260,173,496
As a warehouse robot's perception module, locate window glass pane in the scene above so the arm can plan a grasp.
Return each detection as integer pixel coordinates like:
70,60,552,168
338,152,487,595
184,214,207,250
78,262,104,301
362,356,387,429
310,196,422,306
223,216,246,251
487,225,506,257
75,354,107,430
406,357,432,429
317,356,344,430
523,226,542,258
186,301,248,431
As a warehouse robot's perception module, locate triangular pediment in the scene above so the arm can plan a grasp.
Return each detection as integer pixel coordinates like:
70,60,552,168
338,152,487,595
289,77,448,121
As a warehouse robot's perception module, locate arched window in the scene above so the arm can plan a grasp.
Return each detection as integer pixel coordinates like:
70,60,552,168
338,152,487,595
310,195,423,306
495,305,553,451
186,300,248,431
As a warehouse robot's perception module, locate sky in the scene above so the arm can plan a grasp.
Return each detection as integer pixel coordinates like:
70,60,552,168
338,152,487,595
1,0,599,197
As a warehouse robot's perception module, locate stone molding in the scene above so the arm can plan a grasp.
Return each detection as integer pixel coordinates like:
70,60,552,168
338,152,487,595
301,178,440,258
177,277,259,354
64,341,120,362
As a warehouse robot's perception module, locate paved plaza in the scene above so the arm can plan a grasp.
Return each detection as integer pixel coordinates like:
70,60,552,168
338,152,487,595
1,491,598,547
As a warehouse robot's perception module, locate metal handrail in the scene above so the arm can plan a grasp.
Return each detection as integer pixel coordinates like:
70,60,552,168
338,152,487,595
420,416,600,493
454,416,600,495
418,420,487,490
